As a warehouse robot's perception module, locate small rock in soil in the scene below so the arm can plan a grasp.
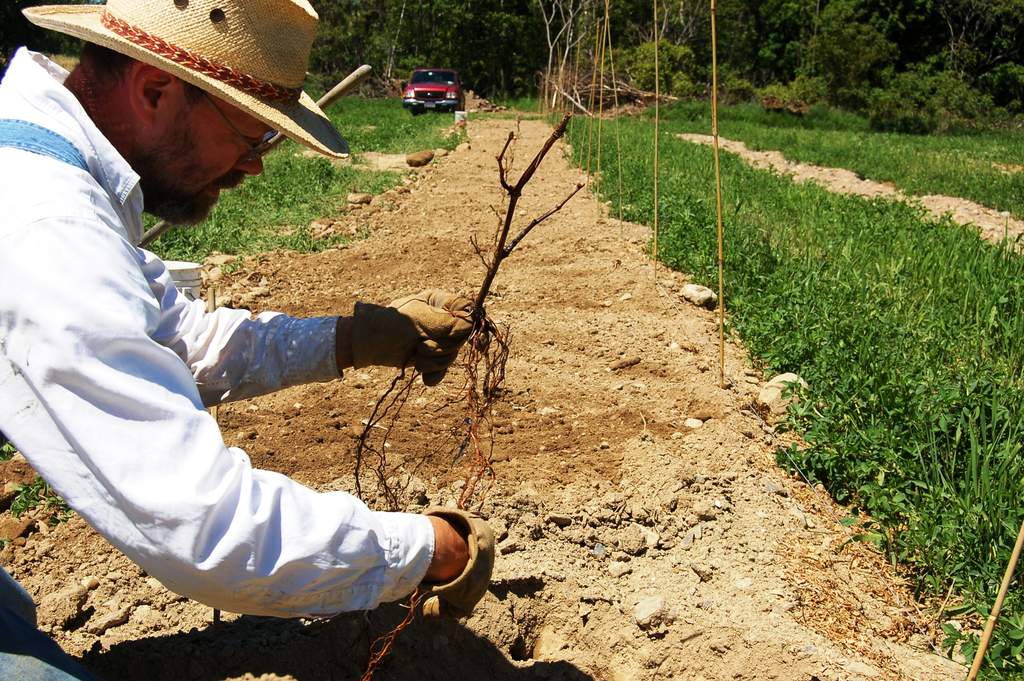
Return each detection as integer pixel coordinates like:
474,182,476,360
39,584,88,630
406,150,435,167
85,606,130,635
681,284,718,309
691,563,714,582
764,479,788,497
756,373,808,420
499,539,523,555
610,356,641,371
683,418,704,430
608,561,632,578
545,512,573,528
617,525,647,555
0,455,36,487
633,595,667,629
0,515,35,541
347,192,372,205
694,502,718,521
0,484,19,512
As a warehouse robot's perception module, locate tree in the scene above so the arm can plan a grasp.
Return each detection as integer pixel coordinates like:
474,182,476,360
805,0,898,108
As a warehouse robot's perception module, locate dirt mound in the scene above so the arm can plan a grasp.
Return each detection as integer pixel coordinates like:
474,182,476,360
2,118,963,680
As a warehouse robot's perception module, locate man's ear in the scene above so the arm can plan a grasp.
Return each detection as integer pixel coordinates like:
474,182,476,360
124,62,186,129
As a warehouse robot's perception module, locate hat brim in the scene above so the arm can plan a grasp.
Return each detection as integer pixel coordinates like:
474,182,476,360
23,5,349,158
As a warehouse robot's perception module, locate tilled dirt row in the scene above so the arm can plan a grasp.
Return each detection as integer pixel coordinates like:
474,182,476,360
2,117,964,680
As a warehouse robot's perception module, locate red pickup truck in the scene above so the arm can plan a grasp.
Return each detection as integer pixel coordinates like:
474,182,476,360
402,68,464,114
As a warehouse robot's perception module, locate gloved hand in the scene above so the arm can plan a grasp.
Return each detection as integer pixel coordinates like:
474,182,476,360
421,507,495,618
351,289,473,386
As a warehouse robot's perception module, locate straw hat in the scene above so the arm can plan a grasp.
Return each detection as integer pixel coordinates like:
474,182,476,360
23,0,348,157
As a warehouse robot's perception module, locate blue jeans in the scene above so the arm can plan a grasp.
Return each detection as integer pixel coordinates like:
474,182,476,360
0,568,100,680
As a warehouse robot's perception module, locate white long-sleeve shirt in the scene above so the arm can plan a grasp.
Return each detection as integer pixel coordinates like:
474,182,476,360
0,48,433,617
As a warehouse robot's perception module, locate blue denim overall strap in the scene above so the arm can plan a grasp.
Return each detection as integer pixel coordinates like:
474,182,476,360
0,120,88,172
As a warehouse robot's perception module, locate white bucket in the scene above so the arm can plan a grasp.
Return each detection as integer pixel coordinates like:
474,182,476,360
164,260,203,301
454,110,467,125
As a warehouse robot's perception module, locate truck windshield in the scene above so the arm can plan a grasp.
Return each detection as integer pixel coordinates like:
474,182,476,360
411,70,456,85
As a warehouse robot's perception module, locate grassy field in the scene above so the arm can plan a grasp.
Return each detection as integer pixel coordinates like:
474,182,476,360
151,98,463,262
567,114,1024,677
658,102,1024,221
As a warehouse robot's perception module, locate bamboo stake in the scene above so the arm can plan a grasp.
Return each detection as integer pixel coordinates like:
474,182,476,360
966,519,1024,681
585,15,602,176
595,11,609,183
710,0,726,389
604,0,625,226
651,0,660,264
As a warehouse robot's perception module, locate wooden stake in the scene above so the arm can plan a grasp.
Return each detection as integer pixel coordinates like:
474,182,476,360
967,519,1024,681
651,0,660,264
710,0,726,389
585,15,602,176
595,11,609,182
603,0,625,226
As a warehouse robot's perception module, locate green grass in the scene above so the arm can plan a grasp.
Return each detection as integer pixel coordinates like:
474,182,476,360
9,477,71,526
151,97,462,262
494,95,542,114
660,102,1024,221
569,116,1024,677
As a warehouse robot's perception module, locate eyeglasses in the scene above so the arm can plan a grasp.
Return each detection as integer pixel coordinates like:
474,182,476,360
200,91,277,162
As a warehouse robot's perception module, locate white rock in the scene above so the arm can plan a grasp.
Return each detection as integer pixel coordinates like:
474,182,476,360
681,284,718,309
608,561,632,578
756,373,809,419
633,595,666,628
684,418,704,430
85,607,130,635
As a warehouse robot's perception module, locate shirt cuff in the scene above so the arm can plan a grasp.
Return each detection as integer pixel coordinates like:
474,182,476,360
373,512,435,603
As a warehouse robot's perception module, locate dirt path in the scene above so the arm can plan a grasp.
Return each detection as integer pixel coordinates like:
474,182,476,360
2,118,965,681
677,133,1024,246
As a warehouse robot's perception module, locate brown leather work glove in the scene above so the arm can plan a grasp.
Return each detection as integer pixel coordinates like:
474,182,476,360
351,289,473,386
421,507,495,618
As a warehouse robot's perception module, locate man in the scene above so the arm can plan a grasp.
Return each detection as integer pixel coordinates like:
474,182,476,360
0,0,493,676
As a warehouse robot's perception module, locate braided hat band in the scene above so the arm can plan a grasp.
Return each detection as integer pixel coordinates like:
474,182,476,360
22,0,348,158
101,11,301,104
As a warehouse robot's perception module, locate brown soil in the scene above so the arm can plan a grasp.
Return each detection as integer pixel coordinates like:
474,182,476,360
678,133,1024,246
1,118,964,681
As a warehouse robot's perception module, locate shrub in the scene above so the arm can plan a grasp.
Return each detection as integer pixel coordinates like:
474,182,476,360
718,66,757,105
804,0,897,110
979,63,1024,114
868,65,993,133
757,75,828,114
619,40,700,98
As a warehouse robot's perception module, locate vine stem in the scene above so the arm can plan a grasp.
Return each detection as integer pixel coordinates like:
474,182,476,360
472,113,577,315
